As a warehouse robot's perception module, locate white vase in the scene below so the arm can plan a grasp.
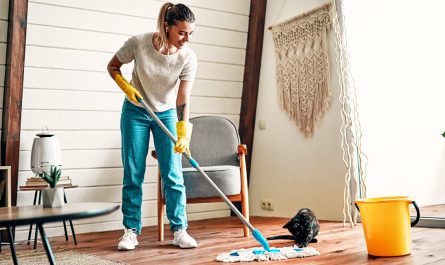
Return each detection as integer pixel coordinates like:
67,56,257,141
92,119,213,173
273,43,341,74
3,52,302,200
42,187,65,208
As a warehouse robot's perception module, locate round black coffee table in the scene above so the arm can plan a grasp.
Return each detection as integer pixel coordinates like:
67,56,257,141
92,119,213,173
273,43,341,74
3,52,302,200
0,202,120,265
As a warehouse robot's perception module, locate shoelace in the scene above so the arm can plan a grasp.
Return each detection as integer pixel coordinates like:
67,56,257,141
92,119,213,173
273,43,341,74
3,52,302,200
120,230,136,241
175,230,191,241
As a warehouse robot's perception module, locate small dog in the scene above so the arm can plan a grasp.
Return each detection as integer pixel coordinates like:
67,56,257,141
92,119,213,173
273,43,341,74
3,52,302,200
267,208,320,248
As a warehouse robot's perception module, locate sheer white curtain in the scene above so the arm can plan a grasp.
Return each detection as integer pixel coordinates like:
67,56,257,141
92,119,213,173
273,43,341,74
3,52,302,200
331,0,367,227
341,1,445,212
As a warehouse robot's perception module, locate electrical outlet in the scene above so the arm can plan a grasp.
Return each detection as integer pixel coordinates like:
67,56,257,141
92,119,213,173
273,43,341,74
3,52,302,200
258,120,267,130
261,199,274,211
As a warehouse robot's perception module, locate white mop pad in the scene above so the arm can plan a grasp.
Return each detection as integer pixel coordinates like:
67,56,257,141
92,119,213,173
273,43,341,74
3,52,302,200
216,245,319,262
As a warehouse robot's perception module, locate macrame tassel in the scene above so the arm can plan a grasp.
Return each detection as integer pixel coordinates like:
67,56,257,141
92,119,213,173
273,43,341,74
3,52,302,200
330,0,367,227
272,4,331,137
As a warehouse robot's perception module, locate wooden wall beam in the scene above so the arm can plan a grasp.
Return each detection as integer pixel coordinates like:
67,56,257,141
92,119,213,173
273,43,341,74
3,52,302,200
239,0,267,180
1,0,28,206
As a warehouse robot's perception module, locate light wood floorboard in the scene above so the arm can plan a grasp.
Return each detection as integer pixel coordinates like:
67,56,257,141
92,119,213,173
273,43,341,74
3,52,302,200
415,204,445,218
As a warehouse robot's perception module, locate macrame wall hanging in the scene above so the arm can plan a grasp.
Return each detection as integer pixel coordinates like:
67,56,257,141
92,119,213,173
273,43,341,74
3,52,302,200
270,3,332,137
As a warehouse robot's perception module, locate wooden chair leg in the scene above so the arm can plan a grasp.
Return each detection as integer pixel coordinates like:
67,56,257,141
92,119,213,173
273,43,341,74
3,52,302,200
157,201,164,241
241,195,250,237
238,144,250,237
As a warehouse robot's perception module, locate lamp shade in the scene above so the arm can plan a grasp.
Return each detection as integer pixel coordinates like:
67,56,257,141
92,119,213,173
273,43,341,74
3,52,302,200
30,131,62,175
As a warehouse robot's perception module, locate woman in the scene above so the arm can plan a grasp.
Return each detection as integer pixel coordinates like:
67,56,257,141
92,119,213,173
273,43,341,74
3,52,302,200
107,3,197,250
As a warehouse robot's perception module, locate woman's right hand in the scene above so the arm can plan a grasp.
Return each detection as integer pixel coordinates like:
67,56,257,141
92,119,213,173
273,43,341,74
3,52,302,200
115,74,142,104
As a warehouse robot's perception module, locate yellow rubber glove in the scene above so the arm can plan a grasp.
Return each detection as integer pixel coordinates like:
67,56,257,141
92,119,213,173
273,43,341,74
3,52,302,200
115,74,142,104
175,121,193,155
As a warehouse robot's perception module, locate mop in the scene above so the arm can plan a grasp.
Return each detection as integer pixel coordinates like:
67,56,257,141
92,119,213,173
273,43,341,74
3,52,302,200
139,99,319,262
216,246,319,262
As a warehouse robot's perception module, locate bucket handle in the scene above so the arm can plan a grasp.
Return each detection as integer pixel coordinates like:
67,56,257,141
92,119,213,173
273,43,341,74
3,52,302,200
355,201,420,227
411,201,420,227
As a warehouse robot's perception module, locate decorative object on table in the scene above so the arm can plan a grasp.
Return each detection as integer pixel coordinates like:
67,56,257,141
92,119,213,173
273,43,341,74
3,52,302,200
270,3,332,137
30,126,63,175
41,166,64,208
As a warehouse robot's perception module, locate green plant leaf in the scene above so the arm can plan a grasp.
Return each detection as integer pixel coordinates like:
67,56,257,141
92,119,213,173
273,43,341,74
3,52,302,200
442,131,445,137
41,173,54,188
41,165,62,188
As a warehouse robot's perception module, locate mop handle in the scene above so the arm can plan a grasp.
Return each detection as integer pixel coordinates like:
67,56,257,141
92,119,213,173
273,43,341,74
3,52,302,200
139,99,254,230
139,99,270,250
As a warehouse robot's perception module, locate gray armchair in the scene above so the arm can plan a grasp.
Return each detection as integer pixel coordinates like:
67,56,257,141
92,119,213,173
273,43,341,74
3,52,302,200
152,116,250,240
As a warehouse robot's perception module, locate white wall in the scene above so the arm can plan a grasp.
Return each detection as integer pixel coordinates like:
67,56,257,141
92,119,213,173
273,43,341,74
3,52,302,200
0,0,7,130
344,1,445,206
13,0,251,240
249,0,346,221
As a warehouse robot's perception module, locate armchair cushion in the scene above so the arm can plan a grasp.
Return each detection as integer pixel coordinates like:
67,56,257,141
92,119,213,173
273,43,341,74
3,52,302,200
182,165,241,199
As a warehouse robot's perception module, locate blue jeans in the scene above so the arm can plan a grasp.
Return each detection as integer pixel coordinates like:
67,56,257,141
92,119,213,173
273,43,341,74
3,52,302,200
120,99,187,234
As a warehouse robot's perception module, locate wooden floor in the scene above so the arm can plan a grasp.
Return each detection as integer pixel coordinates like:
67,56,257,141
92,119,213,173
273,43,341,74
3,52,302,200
413,204,445,218
9,215,445,265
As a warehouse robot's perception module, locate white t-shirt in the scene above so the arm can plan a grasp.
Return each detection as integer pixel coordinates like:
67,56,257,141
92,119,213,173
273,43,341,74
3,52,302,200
116,32,198,112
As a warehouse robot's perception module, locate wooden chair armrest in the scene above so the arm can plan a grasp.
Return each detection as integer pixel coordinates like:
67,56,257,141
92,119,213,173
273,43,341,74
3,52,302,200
238,144,248,155
151,150,158,160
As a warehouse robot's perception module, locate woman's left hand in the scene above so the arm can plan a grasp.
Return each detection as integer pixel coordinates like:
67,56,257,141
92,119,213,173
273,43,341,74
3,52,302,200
174,121,193,155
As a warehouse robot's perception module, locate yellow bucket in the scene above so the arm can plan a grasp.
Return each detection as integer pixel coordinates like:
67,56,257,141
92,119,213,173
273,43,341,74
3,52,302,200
355,196,420,256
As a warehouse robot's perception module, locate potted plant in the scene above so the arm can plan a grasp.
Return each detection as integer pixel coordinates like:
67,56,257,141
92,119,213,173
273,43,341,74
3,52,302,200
41,166,64,208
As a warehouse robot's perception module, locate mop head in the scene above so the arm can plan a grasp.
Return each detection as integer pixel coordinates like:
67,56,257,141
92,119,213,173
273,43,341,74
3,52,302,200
216,245,319,262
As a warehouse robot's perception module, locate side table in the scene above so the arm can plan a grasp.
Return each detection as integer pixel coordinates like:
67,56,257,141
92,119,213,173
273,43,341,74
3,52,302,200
19,185,79,248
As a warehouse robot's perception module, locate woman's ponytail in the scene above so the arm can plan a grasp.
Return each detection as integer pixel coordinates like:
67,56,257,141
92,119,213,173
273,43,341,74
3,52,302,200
156,3,174,53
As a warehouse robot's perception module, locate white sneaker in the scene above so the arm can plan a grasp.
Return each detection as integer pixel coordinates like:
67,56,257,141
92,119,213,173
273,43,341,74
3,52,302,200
117,228,139,251
173,229,198,248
